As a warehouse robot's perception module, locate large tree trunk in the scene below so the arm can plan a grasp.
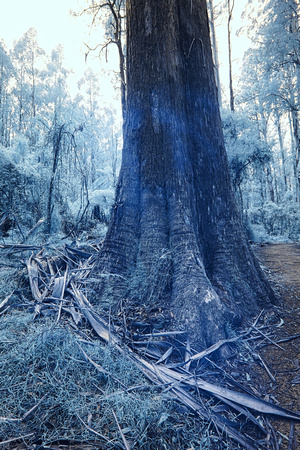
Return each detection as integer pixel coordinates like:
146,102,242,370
93,0,275,350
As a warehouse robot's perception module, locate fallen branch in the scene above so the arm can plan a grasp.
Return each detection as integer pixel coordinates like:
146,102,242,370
0,433,35,446
0,292,14,311
75,412,111,443
22,217,45,243
0,243,43,251
112,409,131,450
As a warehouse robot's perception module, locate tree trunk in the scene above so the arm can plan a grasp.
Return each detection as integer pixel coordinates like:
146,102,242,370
93,0,275,350
227,0,235,111
291,107,300,202
207,0,222,107
274,109,287,192
46,123,64,234
109,0,126,124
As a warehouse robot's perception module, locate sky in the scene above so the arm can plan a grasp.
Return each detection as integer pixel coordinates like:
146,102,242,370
0,0,90,73
215,0,252,103
0,0,118,100
0,0,252,105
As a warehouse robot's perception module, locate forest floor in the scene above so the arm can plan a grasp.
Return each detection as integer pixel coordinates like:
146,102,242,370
253,243,300,449
0,242,299,449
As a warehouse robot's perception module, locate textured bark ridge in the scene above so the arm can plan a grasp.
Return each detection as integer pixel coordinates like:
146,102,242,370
93,0,275,350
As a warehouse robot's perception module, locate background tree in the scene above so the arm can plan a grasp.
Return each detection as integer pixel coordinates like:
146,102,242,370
207,0,222,107
227,0,235,111
82,0,126,122
0,28,121,239
12,28,45,144
0,40,13,147
227,0,300,241
93,0,275,350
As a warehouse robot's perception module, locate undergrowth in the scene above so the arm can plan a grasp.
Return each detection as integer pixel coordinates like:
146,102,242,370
0,247,244,449
0,310,239,449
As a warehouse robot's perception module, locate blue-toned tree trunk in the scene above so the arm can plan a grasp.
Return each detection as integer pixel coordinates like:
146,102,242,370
93,0,275,350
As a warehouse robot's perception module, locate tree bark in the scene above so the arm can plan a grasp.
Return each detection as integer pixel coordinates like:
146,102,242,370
227,0,235,111
291,107,300,202
46,123,64,235
207,0,222,107
108,0,127,124
274,109,288,192
93,0,275,350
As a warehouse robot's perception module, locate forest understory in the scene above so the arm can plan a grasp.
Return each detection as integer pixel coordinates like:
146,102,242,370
0,239,299,449
1,0,300,448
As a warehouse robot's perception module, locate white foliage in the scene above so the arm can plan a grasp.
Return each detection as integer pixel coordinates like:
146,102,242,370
89,188,114,212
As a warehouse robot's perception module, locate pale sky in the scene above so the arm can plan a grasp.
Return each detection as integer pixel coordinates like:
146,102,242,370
0,0,116,98
215,0,251,103
0,0,87,70
0,0,251,105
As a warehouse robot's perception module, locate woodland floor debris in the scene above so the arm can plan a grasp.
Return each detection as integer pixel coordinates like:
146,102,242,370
253,244,300,449
0,241,299,449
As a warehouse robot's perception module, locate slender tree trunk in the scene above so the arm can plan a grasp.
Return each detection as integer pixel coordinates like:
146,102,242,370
18,67,24,132
46,123,64,234
291,107,300,202
0,60,3,146
286,75,300,202
31,52,36,118
108,1,126,124
117,38,126,124
266,164,275,203
274,109,287,192
93,0,275,350
227,0,235,111
207,0,222,107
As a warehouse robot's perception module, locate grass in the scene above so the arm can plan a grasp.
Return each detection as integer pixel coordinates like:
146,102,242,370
0,308,246,449
0,312,159,447
0,310,235,449
0,246,247,449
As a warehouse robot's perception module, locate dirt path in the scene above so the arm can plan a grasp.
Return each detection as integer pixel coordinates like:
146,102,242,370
254,244,300,449
255,244,300,289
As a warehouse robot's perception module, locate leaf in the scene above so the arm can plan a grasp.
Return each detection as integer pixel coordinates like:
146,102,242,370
65,244,92,259
51,269,68,300
157,412,169,426
171,386,257,450
63,306,82,325
155,346,173,364
70,282,120,345
157,365,300,421
26,256,47,301
184,336,191,371
0,292,14,311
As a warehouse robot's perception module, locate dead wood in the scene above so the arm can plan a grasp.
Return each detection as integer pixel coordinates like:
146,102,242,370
0,433,35,446
8,242,300,448
112,409,131,450
0,395,47,423
263,333,300,346
21,218,45,243
0,243,43,252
